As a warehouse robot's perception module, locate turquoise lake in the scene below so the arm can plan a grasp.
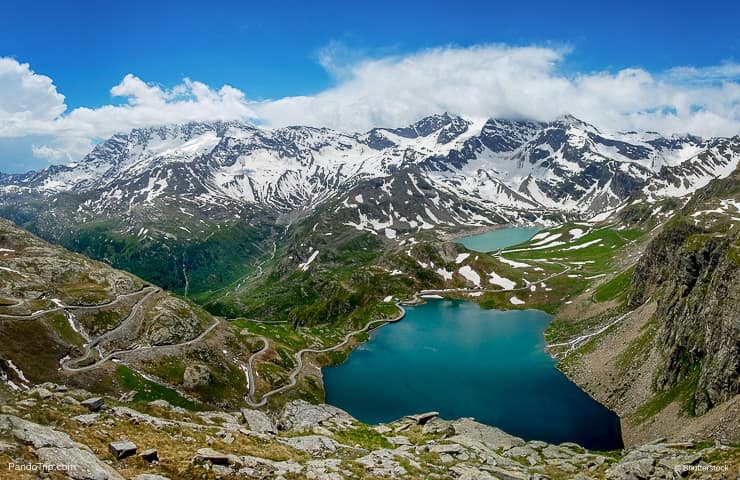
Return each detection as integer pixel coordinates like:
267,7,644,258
456,225,542,252
323,226,623,450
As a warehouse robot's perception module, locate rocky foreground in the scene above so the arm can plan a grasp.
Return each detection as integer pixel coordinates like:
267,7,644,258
0,384,737,480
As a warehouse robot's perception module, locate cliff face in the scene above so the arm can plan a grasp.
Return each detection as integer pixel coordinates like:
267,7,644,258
551,168,739,444
629,219,739,415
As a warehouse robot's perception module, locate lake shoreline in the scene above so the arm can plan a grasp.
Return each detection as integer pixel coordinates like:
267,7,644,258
324,297,623,450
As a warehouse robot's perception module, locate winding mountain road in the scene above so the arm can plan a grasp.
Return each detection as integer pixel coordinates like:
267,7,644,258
0,286,154,319
61,318,220,372
242,260,576,406
244,304,406,407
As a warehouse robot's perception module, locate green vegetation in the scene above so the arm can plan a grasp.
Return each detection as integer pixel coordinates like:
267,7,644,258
632,366,701,423
143,355,186,385
45,312,85,347
592,266,635,302
79,309,123,335
115,365,199,410
53,218,275,298
332,425,393,450
183,348,246,405
616,318,658,372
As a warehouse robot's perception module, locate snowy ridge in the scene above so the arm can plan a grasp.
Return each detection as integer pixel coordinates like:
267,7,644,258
2,115,737,236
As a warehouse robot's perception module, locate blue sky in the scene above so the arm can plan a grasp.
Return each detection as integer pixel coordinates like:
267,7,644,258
1,0,739,172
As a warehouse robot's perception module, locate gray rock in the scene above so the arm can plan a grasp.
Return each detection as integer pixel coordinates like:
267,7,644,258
528,440,548,449
139,448,159,462
355,449,407,477
450,464,498,480
450,418,525,450
505,445,541,465
422,418,455,435
487,465,530,479
1,414,75,448
37,446,125,480
404,411,439,425
278,400,354,432
197,411,240,427
111,406,187,430
0,440,16,452
542,445,573,459
16,398,36,407
108,440,137,460
62,396,81,405
131,475,170,480
373,425,392,434
606,457,655,480
81,397,104,412
430,443,464,455
240,408,275,433
439,453,455,463
387,435,412,446
73,413,100,426
29,387,53,399
118,390,136,402
183,363,211,389
192,447,243,467
280,435,341,456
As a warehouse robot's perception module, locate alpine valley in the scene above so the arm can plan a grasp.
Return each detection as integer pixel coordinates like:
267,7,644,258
0,113,738,480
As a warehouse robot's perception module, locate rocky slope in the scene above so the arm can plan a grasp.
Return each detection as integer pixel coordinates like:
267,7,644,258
0,218,258,409
1,384,737,480
546,168,740,446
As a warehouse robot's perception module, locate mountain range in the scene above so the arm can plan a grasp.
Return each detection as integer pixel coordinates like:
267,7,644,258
2,113,737,234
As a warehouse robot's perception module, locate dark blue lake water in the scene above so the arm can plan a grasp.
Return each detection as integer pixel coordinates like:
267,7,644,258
324,226,623,450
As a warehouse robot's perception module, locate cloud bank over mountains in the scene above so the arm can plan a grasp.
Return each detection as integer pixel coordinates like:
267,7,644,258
1,44,739,171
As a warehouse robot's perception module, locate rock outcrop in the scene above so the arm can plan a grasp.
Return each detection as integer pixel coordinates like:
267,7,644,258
3,387,737,479
629,218,739,415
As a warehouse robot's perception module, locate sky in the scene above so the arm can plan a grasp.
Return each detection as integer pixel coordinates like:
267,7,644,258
1,0,739,172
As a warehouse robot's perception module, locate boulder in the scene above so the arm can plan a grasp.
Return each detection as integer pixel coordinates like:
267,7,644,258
387,436,412,446
280,435,341,456
450,464,499,480
108,440,137,460
606,457,656,480
355,449,407,477
422,418,455,435
240,408,275,433
404,411,439,425
449,418,525,450
278,400,354,432
81,397,104,412
29,387,53,399
37,446,125,480
430,443,464,455
192,447,243,467
73,413,100,426
183,364,211,389
118,390,136,402
1,414,76,448
131,475,170,480
139,448,159,463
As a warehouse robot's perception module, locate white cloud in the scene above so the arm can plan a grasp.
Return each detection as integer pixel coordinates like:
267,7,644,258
252,45,740,137
0,45,739,172
0,60,257,170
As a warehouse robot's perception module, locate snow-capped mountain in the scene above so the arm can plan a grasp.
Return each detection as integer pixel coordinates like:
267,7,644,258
1,114,738,239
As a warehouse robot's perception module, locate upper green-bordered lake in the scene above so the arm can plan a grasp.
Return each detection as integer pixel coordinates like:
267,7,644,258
456,225,542,252
323,226,623,450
